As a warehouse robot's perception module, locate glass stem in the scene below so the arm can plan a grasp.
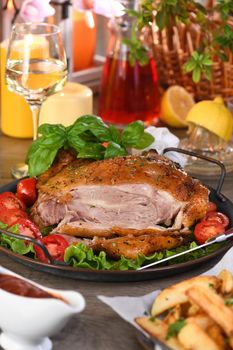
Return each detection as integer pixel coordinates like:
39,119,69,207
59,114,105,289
29,104,42,141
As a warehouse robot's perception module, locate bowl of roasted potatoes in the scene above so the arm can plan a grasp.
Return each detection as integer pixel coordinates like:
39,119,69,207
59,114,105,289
136,269,233,350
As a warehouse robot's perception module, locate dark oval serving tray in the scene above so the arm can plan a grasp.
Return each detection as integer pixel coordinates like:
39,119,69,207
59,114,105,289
0,178,232,282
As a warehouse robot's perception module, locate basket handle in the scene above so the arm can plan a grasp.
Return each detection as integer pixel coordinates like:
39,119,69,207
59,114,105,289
162,147,226,201
0,229,68,266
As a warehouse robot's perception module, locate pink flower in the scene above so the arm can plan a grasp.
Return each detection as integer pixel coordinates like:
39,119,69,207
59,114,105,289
19,0,55,22
73,0,125,18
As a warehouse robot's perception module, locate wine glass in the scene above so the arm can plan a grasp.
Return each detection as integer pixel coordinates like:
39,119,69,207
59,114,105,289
5,23,68,178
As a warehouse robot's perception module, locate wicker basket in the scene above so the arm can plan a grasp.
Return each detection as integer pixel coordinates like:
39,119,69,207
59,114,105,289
151,20,233,101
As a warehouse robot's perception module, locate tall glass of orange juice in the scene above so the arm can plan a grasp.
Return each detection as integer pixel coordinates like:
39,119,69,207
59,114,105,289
72,9,97,71
0,37,49,138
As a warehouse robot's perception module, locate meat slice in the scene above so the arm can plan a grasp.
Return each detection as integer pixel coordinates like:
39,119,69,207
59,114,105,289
54,233,184,259
31,151,209,237
89,235,184,259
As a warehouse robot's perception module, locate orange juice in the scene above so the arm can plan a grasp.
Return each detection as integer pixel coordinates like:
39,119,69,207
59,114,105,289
72,10,97,71
0,37,49,138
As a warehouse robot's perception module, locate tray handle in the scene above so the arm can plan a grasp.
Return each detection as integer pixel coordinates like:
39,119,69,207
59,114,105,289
0,228,68,266
162,147,226,201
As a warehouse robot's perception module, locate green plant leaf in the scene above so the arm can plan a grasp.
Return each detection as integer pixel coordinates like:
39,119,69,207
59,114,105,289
28,147,59,177
104,142,128,159
192,67,201,83
78,143,105,159
108,125,121,144
183,59,196,72
166,319,186,339
38,123,65,136
134,132,154,149
122,120,145,147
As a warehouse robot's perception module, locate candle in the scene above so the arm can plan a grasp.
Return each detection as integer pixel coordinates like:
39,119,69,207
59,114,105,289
2,0,14,40
39,82,93,126
0,37,49,138
72,9,97,71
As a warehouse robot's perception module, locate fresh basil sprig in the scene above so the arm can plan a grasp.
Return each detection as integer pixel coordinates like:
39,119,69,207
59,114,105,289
26,115,154,177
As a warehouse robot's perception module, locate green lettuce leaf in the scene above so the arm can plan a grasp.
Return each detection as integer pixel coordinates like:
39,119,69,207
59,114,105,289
0,221,34,255
64,241,223,271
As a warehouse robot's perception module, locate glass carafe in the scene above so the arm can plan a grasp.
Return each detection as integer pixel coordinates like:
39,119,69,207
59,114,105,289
98,0,160,126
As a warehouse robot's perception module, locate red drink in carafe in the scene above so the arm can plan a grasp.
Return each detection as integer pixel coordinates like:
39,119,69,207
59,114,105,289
98,55,160,125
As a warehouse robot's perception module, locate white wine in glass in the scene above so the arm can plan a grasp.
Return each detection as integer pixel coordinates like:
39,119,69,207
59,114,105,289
5,23,68,178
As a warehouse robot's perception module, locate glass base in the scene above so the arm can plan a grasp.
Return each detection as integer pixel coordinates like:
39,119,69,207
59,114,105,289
11,163,28,179
180,126,233,176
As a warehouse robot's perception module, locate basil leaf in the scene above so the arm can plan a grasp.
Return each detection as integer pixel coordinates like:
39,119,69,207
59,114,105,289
38,133,66,148
25,138,42,163
104,141,127,159
109,125,121,144
121,120,145,147
38,123,65,135
69,115,111,142
78,143,105,159
134,132,154,149
28,147,58,177
66,134,86,152
26,125,66,168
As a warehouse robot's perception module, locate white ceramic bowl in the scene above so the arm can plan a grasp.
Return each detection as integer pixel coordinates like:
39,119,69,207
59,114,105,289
0,266,85,350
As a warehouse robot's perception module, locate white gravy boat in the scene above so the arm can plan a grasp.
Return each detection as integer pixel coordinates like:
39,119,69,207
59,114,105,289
0,266,85,350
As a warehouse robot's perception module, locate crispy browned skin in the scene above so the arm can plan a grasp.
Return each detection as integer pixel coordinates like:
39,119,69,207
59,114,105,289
57,225,191,238
37,148,77,188
37,151,209,227
90,235,183,259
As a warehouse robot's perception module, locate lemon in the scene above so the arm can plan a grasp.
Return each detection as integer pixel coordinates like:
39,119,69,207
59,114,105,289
160,86,195,128
186,97,233,142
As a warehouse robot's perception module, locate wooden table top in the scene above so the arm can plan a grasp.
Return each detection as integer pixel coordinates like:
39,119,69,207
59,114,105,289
0,131,233,350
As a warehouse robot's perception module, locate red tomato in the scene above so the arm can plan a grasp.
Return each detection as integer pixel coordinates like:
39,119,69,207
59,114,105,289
194,220,225,245
34,234,69,263
205,211,229,229
10,218,42,239
206,202,217,213
102,142,109,148
0,204,28,226
0,192,25,211
17,178,37,207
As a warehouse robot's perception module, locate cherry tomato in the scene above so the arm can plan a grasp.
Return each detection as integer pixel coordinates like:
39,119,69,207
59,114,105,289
10,218,42,239
194,220,225,245
102,142,109,148
17,178,37,207
0,204,28,226
34,234,69,263
0,192,25,211
205,211,229,229
206,202,217,213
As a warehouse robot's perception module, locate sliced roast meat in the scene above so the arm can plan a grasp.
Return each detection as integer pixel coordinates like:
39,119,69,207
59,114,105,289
31,152,209,237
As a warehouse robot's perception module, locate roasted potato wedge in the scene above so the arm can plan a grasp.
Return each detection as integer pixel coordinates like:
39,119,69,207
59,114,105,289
186,314,214,330
151,276,219,316
178,322,221,350
218,269,233,295
207,324,225,350
135,317,185,350
136,270,233,350
187,285,233,337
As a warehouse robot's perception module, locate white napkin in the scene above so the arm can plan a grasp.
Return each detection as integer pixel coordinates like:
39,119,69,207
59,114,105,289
98,246,233,349
132,127,187,168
